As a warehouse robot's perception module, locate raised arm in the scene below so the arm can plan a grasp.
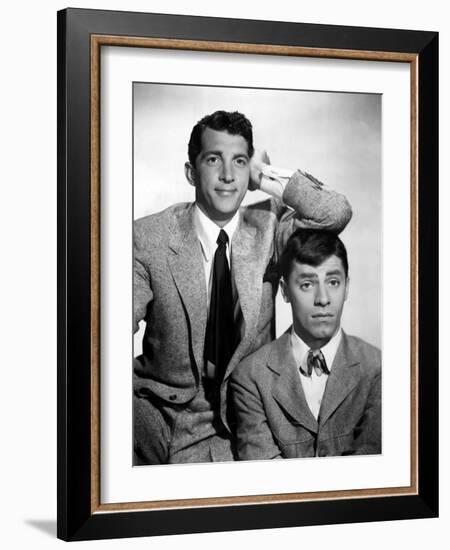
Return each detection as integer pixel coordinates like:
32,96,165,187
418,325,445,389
249,150,353,234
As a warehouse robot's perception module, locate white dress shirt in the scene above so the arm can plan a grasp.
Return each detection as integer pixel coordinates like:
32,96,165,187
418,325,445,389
194,205,241,379
193,204,239,310
290,327,342,420
259,163,296,199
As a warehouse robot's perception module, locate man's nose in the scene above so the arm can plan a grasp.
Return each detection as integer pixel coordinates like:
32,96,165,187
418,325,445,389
314,283,330,306
219,161,235,183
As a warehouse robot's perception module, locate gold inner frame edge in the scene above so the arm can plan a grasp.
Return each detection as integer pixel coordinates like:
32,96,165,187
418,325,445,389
89,34,419,514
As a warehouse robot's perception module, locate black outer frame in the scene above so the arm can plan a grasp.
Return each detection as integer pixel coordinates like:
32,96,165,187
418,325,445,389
57,8,438,542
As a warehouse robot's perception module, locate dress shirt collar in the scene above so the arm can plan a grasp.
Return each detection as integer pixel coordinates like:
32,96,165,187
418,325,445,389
290,326,342,373
193,204,240,262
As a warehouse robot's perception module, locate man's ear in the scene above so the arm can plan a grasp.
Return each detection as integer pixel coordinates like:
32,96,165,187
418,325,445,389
185,162,197,187
344,277,350,301
280,277,290,303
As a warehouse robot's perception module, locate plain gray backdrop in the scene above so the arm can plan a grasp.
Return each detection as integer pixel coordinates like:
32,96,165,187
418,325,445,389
134,83,382,347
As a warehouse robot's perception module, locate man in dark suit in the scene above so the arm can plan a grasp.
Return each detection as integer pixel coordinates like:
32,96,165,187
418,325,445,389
133,111,352,465
231,229,381,460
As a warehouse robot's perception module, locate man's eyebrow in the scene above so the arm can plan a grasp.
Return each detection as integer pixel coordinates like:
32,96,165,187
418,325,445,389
200,149,222,158
200,150,249,159
295,269,344,279
296,272,319,279
325,269,344,277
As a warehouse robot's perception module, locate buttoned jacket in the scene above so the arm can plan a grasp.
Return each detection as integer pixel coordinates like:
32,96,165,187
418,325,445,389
230,330,381,457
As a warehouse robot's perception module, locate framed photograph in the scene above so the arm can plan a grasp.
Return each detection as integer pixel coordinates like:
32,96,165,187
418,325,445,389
57,8,438,541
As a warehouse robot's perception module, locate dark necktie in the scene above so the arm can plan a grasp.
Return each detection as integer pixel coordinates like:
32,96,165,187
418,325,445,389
204,229,235,382
302,349,330,377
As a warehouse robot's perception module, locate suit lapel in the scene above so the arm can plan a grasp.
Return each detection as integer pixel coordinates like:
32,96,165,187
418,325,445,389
223,216,262,380
318,332,360,427
167,205,207,372
231,216,260,334
270,332,318,433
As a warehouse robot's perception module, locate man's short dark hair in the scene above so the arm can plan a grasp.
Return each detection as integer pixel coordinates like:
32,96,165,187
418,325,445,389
280,229,349,280
188,110,254,165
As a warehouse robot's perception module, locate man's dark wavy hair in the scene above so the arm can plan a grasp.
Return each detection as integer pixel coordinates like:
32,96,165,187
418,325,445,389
280,228,349,280
188,110,254,165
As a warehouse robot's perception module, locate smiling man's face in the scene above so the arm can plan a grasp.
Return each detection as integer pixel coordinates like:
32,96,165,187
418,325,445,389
185,127,250,227
281,254,349,349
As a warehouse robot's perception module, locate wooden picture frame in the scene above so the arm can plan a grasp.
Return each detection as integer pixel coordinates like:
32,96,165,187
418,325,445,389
57,8,438,541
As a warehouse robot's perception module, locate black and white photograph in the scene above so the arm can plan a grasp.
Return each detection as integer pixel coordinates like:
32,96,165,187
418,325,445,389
0,0,443,546
132,83,382,466
52,5,439,542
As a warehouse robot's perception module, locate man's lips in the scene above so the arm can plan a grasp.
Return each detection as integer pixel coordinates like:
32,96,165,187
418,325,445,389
215,188,237,194
311,313,334,318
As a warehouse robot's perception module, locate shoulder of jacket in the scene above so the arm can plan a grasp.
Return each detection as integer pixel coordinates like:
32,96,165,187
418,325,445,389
345,333,381,373
232,339,275,382
241,197,280,220
134,203,191,241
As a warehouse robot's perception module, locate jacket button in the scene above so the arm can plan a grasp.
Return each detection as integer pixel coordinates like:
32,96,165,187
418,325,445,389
169,394,177,401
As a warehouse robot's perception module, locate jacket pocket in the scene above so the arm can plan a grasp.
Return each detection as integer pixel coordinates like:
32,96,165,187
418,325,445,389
335,432,355,455
274,427,315,459
273,421,316,445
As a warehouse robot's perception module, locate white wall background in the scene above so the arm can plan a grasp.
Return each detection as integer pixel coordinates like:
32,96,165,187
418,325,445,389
0,1,446,548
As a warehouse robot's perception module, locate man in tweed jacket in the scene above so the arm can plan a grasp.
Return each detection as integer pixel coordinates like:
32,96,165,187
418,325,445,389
133,110,352,465
231,229,381,460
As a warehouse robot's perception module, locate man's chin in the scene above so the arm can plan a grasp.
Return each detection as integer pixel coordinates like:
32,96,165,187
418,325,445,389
212,206,240,221
311,328,335,341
